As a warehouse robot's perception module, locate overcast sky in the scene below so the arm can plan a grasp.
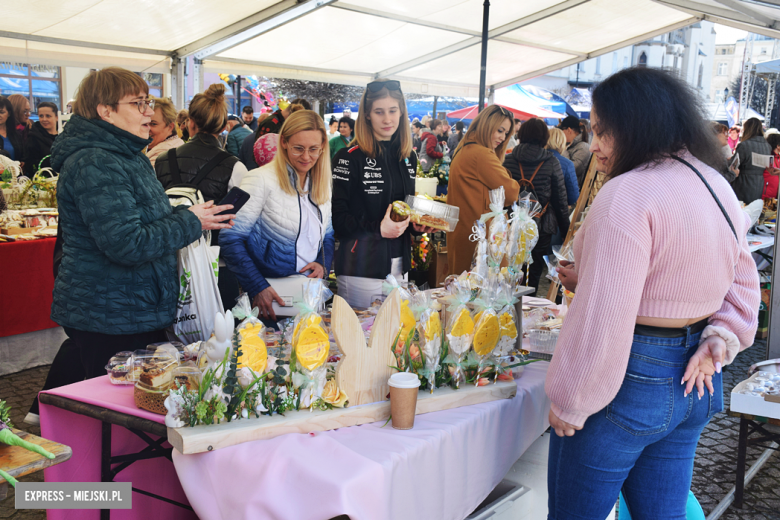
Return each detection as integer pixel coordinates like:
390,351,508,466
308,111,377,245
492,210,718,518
714,23,748,44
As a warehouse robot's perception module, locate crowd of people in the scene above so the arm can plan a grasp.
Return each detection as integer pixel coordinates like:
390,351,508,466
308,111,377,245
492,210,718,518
4,64,761,519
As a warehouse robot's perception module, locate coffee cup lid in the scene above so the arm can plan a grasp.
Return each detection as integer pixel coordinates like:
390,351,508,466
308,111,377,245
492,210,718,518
389,372,421,389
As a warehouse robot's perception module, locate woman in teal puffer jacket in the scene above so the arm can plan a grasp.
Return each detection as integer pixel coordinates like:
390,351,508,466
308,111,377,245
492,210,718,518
50,67,235,378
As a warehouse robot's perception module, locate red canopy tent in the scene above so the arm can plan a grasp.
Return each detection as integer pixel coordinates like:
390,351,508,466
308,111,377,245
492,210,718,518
447,103,563,121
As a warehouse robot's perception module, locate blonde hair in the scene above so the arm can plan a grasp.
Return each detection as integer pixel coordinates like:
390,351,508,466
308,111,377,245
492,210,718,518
72,67,149,120
7,94,31,129
453,105,513,160
546,127,567,154
151,96,177,126
352,79,412,160
188,83,228,135
273,110,332,206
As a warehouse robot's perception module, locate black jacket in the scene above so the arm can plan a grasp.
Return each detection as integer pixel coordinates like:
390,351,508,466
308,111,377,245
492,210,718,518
732,136,772,204
154,133,239,244
23,122,57,177
503,143,570,237
0,126,24,163
332,141,417,278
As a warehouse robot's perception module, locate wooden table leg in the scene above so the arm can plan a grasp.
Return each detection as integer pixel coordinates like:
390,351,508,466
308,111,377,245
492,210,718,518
734,417,749,509
101,421,111,520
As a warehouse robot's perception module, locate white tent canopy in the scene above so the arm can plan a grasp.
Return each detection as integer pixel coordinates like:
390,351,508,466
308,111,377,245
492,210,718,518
4,0,780,98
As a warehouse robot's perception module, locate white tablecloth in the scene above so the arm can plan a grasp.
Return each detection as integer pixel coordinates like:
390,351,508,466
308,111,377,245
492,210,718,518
172,362,551,520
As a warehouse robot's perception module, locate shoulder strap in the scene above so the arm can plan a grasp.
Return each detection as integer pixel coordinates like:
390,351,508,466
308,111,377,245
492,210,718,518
671,155,738,241
451,141,476,161
191,151,233,188
168,148,182,185
528,161,545,183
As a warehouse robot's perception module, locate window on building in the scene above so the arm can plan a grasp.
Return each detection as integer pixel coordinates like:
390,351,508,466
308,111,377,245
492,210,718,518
638,52,647,67
612,52,618,73
624,56,628,68
0,62,62,120
698,63,703,88
718,62,728,75
596,56,601,75
761,47,767,55
136,72,163,98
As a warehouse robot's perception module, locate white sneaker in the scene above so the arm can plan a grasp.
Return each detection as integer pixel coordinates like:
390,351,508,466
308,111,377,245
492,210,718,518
24,413,40,425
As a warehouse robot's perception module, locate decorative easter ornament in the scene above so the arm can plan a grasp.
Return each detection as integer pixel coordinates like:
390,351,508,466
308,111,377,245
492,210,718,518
444,278,475,388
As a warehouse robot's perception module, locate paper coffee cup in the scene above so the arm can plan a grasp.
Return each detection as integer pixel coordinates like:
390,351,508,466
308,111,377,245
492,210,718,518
389,372,421,430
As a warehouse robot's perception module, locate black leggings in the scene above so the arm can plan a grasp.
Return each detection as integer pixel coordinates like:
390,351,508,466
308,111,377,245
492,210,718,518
526,231,553,297
64,327,168,380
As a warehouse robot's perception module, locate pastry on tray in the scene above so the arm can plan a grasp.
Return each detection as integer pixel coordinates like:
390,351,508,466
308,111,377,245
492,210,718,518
391,201,411,222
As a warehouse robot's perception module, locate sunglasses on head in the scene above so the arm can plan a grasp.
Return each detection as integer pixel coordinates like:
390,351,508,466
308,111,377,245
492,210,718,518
496,106,512,119
367,80,401,92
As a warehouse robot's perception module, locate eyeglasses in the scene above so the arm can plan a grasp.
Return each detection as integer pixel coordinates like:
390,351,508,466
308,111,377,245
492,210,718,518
367,80,401,93
289,146,322,158
22,109,32,115
117,98,155,113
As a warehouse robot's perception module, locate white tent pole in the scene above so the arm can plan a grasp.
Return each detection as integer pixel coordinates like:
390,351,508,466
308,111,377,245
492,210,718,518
171,57,186,110
712,0,780,28
478,0,490,112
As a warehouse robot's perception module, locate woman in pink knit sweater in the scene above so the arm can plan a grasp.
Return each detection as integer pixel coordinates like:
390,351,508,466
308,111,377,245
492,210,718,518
546,67,760,518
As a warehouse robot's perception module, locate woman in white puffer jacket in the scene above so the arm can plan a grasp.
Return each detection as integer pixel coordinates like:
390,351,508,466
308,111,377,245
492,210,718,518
220,111,335,323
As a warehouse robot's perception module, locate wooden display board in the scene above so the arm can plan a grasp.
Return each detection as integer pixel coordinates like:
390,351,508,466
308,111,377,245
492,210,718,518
167,291,521,455
167,380,517,454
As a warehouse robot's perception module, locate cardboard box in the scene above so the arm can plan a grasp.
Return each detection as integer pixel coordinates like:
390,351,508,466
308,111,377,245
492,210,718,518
730,373,780,419
0,225,41,236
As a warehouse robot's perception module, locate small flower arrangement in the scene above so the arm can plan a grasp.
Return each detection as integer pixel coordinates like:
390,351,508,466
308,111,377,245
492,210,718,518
411,234,432,272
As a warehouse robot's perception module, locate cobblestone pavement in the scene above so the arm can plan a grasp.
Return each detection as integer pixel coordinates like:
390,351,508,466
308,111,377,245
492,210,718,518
0,366,47,520
1,344,779,519
691,340,780,520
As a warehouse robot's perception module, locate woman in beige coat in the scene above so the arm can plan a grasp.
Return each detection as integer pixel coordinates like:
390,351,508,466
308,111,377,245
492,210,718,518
447,105,520,276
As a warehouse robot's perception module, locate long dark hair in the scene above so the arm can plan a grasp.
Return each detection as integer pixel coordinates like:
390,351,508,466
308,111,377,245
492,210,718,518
741,117,764,142
591,67,722,178
0,96,23,158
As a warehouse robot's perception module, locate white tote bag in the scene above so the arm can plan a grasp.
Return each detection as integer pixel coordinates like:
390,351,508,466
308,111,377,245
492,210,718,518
169,236,224,344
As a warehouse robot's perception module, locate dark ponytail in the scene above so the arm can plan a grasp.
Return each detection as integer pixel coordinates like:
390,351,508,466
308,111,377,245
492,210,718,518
578,120,589,144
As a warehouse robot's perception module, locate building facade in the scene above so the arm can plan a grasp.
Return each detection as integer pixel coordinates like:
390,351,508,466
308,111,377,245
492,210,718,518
523,21,718,102
710,35,780,103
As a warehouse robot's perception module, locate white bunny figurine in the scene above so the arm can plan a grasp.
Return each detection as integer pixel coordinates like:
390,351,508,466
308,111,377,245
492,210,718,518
164,392,185,428
204,310,234,375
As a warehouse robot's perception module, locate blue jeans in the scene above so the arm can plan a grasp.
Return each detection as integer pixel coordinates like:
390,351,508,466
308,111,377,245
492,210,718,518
547,328,723,520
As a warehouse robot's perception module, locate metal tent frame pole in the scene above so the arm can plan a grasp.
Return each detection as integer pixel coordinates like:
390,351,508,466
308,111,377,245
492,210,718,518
478,0,490,112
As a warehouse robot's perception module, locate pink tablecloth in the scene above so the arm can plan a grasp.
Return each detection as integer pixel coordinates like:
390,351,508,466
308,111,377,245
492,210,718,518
172,362,551,520
39,376,196,520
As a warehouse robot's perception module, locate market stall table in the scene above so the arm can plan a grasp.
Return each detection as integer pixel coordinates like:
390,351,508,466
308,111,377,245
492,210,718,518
172,362,551,520
727,410,780,509
39,363,551,520
0,237,58,337
0,237,67,376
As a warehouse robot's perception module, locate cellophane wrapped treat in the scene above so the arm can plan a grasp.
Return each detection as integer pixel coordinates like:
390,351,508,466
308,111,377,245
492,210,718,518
507,193,542,289
291,279,333,407
414,291,442,392
481,187,508,269
495,282,519,358
444,278,475,388
469,220,489,289
232,293,270,388
544,243,575,286
471,277,501,385
383,275,416,370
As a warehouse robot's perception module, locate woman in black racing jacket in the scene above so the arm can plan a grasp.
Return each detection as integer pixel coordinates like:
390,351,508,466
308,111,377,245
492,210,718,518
332,79,434,307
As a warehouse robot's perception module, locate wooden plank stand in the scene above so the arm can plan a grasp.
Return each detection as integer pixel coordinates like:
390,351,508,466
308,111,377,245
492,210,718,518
167,290,518,454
